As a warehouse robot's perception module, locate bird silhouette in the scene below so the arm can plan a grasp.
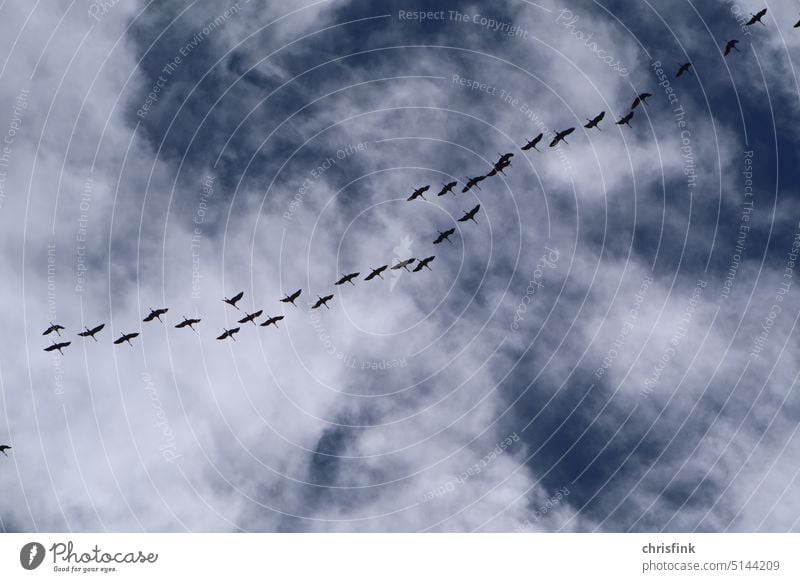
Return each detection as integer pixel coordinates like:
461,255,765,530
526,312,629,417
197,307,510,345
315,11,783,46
496,152,514,165
458,204,481,224
584,111,605,130
433,228,456,245
413,256,435,272
462,175,486,193
392,258,416,271
486,158,512,177
260,315,285,328
745,8,767,26
407,185,430,201
43,322,65,337
437,181,458,196
630,93,652,109
143,307,168,323
175,317,201,330
0,445,10,457
335,272,360,286
795,17,800,28
237,310,263,325
724,39,740,55
365,266,388,281
216,327,240,341
44,341,71,355
113,332,139,346
522,133,544,151
281,289,302,307
676,62,693,77
223,291,244,309
311,294,334,309
616,111,634,127
549,127,575,147
77,324,105,341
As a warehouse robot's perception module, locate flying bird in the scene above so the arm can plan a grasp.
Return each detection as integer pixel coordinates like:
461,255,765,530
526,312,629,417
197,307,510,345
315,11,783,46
175,317,201,330
433,228,456,245
496,152,514,165
745,8,767,26
311,294,334,309
437,181,458,196
0,445,10,457
616,111,634,127
143,307,168,323
113,332,139,346
486,158,512,177
676,62,693,77
335,272,360,286
281,289,302,306
223,291,244,309
458,204,481,224
584,111,605,130
413,256,435,272
795,17,800,28
549,127,575,147
630,93,652,109
365,266,388,281
521,133,544,151
392,258,416,271
216,327,240,341
77,324,105,341
724,39,740,56
407,185,430,201
44,341,71,355
42,322,65,337
462,175,486,193
237,310,263,325
260,315,285,328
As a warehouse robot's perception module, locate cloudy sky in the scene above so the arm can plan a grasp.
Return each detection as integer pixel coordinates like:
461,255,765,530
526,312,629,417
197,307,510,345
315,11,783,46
1,0,799,532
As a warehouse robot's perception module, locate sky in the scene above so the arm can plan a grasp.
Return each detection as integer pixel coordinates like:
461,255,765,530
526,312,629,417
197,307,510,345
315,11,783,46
0,0,799,532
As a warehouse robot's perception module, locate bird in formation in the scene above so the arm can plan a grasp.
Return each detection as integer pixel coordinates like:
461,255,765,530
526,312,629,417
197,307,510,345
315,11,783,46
392,258,416,272
175,317,201,330
630,93,652,109
365,266,388,281
260,315,284,328
549,127,575,147
216,328,240,341
223,291,244,309
584,111,605,130
43,322,65,337
724,39,740,56
462,175,486,192
437,181,458,196
280,289,302,307
676,62,692,77
745,9,767,26
238,310,263,326
616,111,634,127
143,307,168,323
407,185,430,202
458,205,481,224
114,332,139,346
433,228,456,245
44,341,71,355
522,133,544,151
78,324,105,341
335,272,360,286
413,256,435,272
311,295,334,309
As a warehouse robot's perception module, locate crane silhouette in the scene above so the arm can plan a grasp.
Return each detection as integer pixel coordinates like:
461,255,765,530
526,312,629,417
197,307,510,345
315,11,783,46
77,324,105,341
281,289,302,306
584,111,605,130
522,133,544,151
616,111,634,127
407,185,430,201
175,316,201,330
143,307,168,323
260,315,285,328
223,291,244,309
724,39,740,55
43,322,65,337
458,204,481,224
392,258,416,271
437,181,458,196
114,332,139,346
795,17,800,28
365,265,388,281
413,256,435,272
216,327,240,341
335,272,360,286
238,310,263,325
496,152,514,165
433,228,456,245
486,156,512,177
676,62,692,77
0,445,10,457
44,341,71,355
745,8,767,26
462,175,486,193
630,93,652,109
311,294,334,309
549,127,575,147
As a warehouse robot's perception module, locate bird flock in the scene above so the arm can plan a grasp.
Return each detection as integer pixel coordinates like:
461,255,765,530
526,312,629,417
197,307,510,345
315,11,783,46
2,6,779,461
